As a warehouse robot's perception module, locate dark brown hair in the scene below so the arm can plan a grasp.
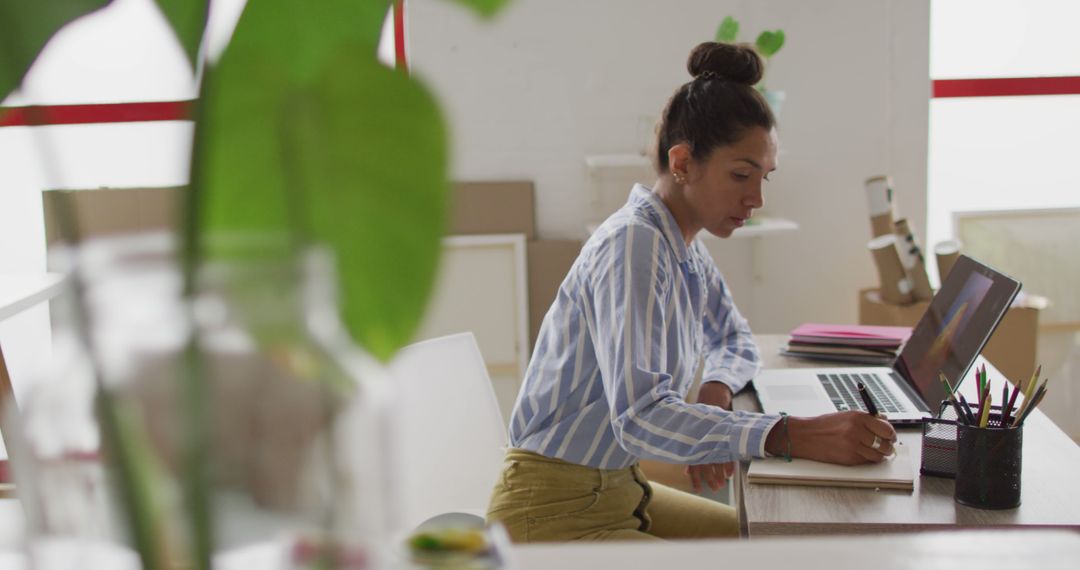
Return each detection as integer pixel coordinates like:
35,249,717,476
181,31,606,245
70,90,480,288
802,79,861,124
654,42,775,173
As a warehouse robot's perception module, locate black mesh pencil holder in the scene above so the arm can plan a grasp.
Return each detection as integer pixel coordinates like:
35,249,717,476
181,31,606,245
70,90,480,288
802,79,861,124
920,400,1022,508
920,402,1012,479
955,419,1022,510
919,401,966,478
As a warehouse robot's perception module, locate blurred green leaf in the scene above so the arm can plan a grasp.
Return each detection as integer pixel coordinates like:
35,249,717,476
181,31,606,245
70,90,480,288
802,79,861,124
444,0,511,19
0,0,112,99
214,0,394,86
198,0,447,360
715,15,739,43
153,0,206,69
295,55,447,361
196,0,393,235
755,29,785,59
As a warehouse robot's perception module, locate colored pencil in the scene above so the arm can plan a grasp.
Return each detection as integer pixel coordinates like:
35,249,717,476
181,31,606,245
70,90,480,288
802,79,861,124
1016,384,1048,426
1000,384,1008,427
1024,365,1042,402
981,378,992,422
957,393,976,424
1003,382,1022,426
1013,371,1045,427
1014,378,1049,427
976,365,984,402
939,372,954,396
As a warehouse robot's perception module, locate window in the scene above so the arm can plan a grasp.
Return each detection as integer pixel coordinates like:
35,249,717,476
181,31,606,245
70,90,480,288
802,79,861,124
927,0,1080,273
928,0,1080,441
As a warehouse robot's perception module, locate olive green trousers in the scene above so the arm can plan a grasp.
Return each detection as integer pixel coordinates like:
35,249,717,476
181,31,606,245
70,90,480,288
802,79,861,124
485,449,739,542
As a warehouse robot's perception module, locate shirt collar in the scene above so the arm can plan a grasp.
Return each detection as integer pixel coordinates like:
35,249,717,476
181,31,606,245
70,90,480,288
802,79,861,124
629,183,691,264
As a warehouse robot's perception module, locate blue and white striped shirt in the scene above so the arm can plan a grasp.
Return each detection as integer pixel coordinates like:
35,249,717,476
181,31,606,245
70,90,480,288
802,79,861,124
509,184,781,470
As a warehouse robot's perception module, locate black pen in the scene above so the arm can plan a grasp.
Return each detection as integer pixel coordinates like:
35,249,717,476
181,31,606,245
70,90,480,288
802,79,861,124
857,382,879,416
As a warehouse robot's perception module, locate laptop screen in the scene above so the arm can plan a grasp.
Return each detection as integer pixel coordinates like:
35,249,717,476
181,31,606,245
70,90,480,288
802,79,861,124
895,255,1021,408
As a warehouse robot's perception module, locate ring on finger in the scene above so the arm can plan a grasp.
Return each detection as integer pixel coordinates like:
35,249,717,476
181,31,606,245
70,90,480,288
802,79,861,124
871,435,882,450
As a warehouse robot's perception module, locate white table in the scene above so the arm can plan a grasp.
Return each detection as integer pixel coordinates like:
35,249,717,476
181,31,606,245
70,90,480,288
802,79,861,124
29,529,1072,570
0,272,66,425
512,530,1080,570
0,274,66,324
0,273,65,538
735,335,1080,536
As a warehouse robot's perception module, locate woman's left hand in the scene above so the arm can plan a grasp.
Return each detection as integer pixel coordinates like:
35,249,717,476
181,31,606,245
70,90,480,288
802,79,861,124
686,382,736,493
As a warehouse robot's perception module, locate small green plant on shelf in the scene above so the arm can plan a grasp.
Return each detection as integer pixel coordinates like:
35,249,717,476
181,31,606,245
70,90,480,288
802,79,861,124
715,15,785,92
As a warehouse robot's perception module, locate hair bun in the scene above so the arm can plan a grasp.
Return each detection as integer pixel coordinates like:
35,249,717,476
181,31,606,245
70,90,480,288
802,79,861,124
687,41,764,86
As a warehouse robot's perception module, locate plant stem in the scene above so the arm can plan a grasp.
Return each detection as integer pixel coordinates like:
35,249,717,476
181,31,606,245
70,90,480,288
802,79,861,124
43,194,171,570
178,2,216,568
7,69,171,570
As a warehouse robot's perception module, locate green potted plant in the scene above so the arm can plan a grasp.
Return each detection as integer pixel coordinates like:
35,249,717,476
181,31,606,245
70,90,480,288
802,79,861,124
1,0,511,568
715,15,786,117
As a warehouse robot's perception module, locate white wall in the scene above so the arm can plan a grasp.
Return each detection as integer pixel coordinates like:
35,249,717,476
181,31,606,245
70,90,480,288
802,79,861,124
408,0,930,333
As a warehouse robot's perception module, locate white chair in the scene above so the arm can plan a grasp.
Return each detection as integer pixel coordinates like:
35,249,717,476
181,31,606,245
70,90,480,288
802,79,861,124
387,332,509,532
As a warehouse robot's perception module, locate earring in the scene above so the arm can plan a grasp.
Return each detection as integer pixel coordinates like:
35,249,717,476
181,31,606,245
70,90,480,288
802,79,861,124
673,171,686,184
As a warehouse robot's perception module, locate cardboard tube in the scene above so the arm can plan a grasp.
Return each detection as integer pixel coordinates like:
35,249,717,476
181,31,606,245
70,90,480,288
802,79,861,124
893,218,933,301
935,240,962,283
869,234,913,305
865,176,896,238
870,214,894,238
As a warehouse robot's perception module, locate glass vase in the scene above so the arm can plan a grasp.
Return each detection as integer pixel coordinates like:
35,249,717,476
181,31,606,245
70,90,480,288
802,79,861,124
11,232,392,569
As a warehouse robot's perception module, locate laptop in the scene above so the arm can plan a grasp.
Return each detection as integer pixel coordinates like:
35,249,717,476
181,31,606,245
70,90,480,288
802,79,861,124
754,255,1021,424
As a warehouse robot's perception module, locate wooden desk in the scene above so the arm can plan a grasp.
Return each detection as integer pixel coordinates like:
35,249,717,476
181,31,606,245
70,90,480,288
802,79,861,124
734,334,1080,537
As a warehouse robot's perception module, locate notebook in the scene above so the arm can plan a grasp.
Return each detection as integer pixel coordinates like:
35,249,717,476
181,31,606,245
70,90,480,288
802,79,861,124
754,255,1021,424
747,442,914,491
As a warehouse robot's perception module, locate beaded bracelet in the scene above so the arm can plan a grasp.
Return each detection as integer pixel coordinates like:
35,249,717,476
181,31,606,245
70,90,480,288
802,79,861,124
780,412,792,462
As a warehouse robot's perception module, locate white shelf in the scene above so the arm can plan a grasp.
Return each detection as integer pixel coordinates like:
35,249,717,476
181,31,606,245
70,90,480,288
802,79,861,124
584,153,651,170
0,273,66,323
709,216,799,240
586,217,798,241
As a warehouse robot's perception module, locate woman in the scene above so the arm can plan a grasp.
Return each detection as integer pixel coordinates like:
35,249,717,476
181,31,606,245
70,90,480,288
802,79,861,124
486,41,897,542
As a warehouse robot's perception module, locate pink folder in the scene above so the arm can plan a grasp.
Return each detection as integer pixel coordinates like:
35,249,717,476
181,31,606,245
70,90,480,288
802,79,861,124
790,323,912,346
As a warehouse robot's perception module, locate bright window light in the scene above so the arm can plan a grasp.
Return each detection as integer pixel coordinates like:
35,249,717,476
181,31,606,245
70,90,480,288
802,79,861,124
926,0,1080,274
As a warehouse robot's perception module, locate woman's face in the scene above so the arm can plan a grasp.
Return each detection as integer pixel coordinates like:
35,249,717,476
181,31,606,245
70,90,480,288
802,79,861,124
682,127,778,238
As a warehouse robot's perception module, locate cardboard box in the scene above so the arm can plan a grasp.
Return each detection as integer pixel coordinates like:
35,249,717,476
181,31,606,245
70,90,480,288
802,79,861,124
450,181,536,239
43,187,179,246
45,183,557,350
46,181,536,243
526,239,583,348
858,288,1042,384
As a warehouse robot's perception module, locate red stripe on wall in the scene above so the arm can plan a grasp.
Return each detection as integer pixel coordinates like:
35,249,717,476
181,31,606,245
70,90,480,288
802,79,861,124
933,76,1080,98
7,76,1068,129
0,101,192,127
394,0,408,73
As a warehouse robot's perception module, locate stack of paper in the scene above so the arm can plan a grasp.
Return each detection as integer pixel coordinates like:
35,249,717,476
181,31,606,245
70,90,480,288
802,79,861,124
780,323,912,365
748,443,915,491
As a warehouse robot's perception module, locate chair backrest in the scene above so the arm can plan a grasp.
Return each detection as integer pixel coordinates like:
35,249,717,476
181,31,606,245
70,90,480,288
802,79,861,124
387,332,508,531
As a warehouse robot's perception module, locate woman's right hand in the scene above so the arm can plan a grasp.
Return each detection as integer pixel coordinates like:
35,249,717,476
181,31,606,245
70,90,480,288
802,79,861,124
766,412,897,465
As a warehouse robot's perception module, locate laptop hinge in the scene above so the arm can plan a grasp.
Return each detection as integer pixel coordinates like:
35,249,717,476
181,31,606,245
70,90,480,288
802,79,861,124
890,371,931,413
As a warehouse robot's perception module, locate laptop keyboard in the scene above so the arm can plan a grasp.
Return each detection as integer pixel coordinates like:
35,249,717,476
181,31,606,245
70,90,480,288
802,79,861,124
817,373,911,414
